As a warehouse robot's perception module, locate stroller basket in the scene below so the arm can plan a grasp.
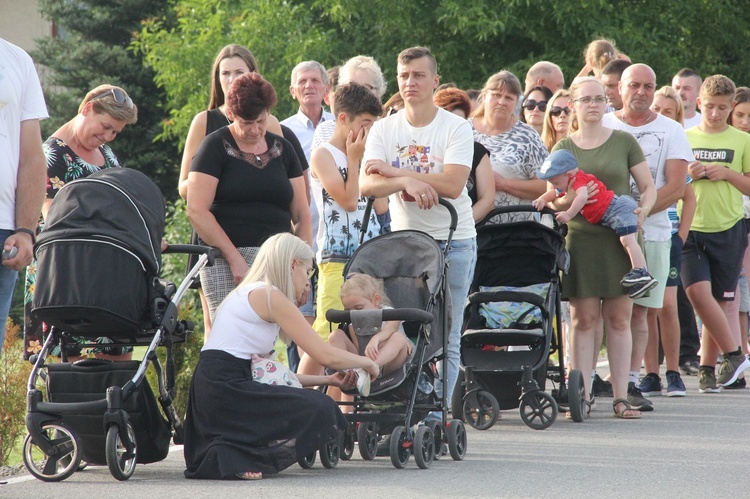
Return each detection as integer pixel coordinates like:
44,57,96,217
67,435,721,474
45,360,171,465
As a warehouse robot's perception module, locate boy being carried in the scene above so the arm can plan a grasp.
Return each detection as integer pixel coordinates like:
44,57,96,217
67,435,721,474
533,149,657,298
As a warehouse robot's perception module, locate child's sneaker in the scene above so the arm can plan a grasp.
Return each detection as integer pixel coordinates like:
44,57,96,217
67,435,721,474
628,277,658,299
621,268,655,287
355,368,371,397
717,352,750,386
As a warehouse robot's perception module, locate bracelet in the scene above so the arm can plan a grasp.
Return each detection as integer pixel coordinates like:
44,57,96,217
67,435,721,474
13,228,36,245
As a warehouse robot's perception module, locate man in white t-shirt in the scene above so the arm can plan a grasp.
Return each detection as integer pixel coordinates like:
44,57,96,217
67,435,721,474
603,63,693,405
361,46,476,407
672,68,703,129
0,38,48,347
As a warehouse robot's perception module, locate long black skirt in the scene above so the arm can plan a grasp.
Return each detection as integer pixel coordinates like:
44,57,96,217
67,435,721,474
184,350,348,479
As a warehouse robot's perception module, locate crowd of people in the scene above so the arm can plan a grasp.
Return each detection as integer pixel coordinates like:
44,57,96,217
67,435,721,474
3,33,750,479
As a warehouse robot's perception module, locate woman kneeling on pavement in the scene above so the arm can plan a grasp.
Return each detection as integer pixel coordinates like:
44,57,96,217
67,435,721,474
183,233,378,480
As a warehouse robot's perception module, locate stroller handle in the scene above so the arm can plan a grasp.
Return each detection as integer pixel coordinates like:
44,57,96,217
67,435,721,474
477,205,567,234
359,196,459,244
163,244,219,266
326,307,434,324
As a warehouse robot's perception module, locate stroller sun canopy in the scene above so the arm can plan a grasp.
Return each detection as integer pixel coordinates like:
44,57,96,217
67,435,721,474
37,168,165,274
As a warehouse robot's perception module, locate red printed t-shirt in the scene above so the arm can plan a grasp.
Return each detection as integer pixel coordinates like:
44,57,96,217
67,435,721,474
571,170,614,224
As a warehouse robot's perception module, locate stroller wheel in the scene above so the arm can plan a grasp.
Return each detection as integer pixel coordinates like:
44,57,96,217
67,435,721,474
23,422,81,482
413,425,435,469
389,426,410,469
463,390,499,430
567,369,586,423
105,423,137,481
357,421,379,460
339,425,355,461
298,451,316,469
319,436,340,469
446,420,468,461
520,391,558,430
424,421,444,460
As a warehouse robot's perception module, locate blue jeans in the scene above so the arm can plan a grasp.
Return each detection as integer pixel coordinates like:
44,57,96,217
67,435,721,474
434,237,477,407
0,229,19,348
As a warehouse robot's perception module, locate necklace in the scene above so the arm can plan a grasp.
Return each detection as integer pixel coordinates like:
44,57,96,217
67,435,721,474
620,110,653,127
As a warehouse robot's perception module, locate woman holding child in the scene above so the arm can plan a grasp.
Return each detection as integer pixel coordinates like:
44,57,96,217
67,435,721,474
551,77,655,419
184,233,378,480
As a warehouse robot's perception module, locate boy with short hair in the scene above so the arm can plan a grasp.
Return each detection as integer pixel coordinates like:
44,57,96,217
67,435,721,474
533,149,657,299
309,82,384,339
683,74,750,392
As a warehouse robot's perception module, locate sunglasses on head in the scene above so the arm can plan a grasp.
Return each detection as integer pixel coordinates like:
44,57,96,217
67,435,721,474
522,99,547,112
550,106,571,117
91,88,134,109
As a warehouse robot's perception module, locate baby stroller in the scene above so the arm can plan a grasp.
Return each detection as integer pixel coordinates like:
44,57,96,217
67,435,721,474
323,199,467,470
24,168,215,482
452,205,586,430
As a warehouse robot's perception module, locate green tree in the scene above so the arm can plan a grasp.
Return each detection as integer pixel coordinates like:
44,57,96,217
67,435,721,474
138,0,750,148
33,0,179,198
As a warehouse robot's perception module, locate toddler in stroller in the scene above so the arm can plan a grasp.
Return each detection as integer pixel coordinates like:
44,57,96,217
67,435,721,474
323,200,469,469
23,168,214,482
327,273,414,397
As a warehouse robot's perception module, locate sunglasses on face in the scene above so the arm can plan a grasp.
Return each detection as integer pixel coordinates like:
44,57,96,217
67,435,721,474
91,88,134,109
522,99,547,112
550,106,571,117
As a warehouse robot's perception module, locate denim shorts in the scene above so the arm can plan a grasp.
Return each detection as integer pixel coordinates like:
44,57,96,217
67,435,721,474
600,195,638,236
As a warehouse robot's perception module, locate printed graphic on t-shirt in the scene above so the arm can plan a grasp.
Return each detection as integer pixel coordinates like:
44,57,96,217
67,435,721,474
693,148,735,164
392,141,437,173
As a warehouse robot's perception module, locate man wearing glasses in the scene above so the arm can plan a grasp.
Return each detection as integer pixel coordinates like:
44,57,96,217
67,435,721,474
0,38,47,349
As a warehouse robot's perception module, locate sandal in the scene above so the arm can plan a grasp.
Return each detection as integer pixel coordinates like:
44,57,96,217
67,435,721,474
613,398,641,419
236,471,263,480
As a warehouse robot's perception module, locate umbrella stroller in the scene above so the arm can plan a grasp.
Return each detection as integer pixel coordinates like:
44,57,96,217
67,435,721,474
323,199,468,469
24,168,215,481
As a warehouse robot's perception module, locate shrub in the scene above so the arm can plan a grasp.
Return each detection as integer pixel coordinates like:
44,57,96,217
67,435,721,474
0,320,32,466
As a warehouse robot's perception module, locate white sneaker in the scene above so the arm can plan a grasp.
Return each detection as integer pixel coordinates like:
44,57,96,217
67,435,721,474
355,368,371,397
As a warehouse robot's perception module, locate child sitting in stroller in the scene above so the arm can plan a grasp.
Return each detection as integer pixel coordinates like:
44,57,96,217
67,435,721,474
311,273,414,399
532,149,657,299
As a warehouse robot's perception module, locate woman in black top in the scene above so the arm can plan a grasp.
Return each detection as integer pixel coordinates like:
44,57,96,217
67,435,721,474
187,73,311,323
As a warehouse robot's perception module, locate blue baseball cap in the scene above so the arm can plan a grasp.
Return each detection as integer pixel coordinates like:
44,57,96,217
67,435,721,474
538,150,578,180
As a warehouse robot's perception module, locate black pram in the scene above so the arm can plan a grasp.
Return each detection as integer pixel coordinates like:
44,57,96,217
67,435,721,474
24,168,214,481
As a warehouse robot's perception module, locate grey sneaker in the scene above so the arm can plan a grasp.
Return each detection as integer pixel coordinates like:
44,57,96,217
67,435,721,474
717,353,750,386
666,371,687,397
698,368,721,393
627,381,654,411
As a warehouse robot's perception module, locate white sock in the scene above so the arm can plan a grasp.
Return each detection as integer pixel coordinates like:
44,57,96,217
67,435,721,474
628,371,640,384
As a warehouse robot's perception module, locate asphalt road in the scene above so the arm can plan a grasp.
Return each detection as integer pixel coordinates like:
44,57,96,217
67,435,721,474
3,368,749,499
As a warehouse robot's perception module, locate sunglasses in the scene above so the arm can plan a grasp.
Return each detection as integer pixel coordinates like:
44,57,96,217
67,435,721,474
522,99,547,112
550,106,571,117
91,88,134,109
